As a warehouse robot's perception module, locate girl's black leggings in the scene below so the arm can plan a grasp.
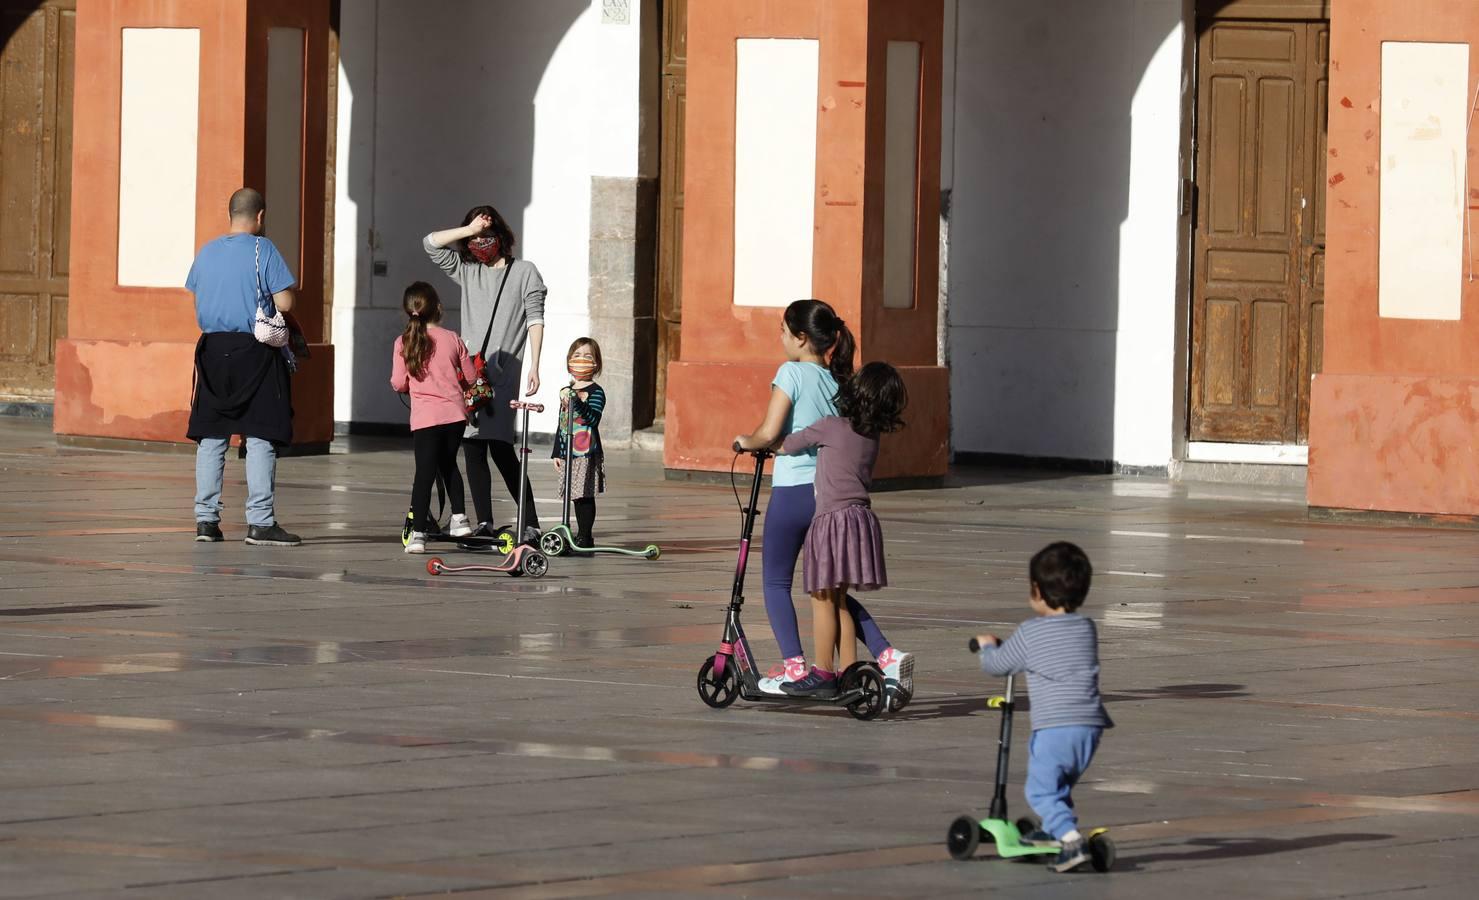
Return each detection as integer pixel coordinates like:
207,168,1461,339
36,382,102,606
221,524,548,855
464,438,540,529
411,422,465,531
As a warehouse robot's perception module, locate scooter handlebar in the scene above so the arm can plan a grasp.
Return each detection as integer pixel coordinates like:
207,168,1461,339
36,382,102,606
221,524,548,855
968,637,981,653
732,441,774,459
509,401,545,413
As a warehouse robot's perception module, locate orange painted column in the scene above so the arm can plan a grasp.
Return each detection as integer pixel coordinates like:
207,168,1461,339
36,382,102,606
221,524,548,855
1309,0,1479,516
53,0,334,448
664,0,949,479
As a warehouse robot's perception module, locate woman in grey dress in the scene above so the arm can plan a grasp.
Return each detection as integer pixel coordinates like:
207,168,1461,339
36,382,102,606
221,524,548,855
424,205,545,540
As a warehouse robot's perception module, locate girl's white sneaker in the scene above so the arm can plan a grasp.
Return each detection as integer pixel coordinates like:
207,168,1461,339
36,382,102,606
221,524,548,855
447,514,473,538
404,532,427,554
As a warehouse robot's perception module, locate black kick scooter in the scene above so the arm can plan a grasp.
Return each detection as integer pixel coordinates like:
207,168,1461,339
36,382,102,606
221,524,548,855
694,447,887,721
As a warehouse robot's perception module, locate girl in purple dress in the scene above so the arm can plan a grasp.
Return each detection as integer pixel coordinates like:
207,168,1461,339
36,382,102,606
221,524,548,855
777,362,908,698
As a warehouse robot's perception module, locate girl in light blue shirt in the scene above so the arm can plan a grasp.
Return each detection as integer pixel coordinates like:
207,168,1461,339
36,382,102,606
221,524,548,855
735,300,914,709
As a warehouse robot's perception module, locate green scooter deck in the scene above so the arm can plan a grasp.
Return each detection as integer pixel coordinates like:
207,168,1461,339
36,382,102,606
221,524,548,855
980,819,1059,858
541,524,659,559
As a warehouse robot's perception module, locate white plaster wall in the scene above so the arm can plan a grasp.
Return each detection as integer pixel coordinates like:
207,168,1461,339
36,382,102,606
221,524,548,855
947,0,1184,466
332,0,642,435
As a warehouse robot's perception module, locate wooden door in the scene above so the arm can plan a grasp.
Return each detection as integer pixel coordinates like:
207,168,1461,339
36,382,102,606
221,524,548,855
1190,19,1327,443
0,0,74,402
654,0,686,419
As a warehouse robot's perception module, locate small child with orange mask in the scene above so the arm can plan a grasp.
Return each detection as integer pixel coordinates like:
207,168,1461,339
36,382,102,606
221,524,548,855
553,338,606,548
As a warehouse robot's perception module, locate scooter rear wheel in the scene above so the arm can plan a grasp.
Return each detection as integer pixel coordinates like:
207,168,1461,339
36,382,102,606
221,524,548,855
946,815,980,861
841,663,887,721
696,656,740,708
1089,832,1116,872
521,551,549,577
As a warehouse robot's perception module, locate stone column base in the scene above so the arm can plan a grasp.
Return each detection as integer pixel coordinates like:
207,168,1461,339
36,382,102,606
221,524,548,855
53,338,335,446
1308,372,1479,515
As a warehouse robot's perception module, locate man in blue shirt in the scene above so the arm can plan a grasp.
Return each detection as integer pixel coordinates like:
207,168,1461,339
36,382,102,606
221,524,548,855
185,188,302,546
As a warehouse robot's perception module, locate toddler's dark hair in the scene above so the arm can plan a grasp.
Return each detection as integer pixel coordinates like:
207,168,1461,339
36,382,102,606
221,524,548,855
836,361,907,438
1029,542,1093,611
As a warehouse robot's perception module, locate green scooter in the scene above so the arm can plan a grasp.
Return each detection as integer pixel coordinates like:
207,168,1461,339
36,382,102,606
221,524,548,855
946,638,1116,871
538,382,660,560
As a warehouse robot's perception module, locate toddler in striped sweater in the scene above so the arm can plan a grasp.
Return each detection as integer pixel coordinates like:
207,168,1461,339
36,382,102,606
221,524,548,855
976,541,1112,873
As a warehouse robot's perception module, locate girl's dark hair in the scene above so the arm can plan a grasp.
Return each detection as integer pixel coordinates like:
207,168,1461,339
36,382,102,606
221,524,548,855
783,298,855,382
455,204,517,264
836,361,907,438
567,336,603,377
400,281,443,380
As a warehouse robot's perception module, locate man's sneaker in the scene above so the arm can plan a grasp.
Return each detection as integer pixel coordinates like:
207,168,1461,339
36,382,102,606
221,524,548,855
195,521,223,543
1052,838,1089,873
447,514,473,537
404,531,427,554
877,648,915,711
780,668,838,699
757,657,809,696
1021,829,1060,848
244,523,301,546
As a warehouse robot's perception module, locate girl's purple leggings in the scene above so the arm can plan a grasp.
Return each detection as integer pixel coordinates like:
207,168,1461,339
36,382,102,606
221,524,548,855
761,483,890,661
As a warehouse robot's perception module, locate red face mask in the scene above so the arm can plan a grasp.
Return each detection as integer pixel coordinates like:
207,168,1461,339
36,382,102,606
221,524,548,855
468,235,500,264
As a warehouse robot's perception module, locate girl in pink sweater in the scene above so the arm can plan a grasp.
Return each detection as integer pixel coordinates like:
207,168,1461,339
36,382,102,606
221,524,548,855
390,282,477,553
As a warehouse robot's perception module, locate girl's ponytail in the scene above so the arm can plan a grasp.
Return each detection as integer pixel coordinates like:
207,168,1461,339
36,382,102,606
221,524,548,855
828,319,856,383
401,281,443,380
783,298,854,381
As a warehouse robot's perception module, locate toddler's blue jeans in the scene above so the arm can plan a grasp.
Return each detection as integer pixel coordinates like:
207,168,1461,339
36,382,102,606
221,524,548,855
1026,725,1103,839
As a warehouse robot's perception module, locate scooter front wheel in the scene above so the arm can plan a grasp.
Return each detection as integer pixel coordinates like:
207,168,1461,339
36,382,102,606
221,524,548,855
946,815,981,861
540,530,567,557
696,656,740,708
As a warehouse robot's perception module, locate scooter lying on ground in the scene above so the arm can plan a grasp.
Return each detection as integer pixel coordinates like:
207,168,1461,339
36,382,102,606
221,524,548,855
693,446,887,721
945,637,1116,870
539,381,659,560
427,400,550,578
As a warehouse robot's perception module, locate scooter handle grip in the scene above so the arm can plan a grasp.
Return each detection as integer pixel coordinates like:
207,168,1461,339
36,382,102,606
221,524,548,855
509,401,545,413
968,637,981,653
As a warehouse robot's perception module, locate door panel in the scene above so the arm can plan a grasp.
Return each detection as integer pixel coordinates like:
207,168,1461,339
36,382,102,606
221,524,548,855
1296,23,1328,443
0,0,75,401
655,0,687,418
1191,19,1325,443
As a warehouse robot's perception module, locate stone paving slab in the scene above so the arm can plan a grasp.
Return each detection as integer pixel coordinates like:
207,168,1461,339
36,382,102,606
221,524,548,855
2,418,1478,897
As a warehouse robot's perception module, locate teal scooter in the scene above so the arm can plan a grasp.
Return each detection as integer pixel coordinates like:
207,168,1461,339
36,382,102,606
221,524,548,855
946,638,1116,871
538,382,660,560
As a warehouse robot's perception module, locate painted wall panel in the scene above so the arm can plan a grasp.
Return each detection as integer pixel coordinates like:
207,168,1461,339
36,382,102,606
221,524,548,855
732,38,817,309
116,28,199,288
265,27,305,278
883,40,921,310
1377,41,1466,321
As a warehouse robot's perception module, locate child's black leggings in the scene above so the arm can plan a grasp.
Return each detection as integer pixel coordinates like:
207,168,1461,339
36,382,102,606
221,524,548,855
464,438,540,530
411,422,465,531
574,498,596,545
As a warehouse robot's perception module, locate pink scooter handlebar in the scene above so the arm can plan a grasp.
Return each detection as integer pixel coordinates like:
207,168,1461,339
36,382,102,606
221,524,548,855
509,400,545,413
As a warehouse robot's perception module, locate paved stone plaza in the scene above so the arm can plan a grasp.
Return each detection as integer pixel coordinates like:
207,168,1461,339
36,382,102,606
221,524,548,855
0,417,1476,898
